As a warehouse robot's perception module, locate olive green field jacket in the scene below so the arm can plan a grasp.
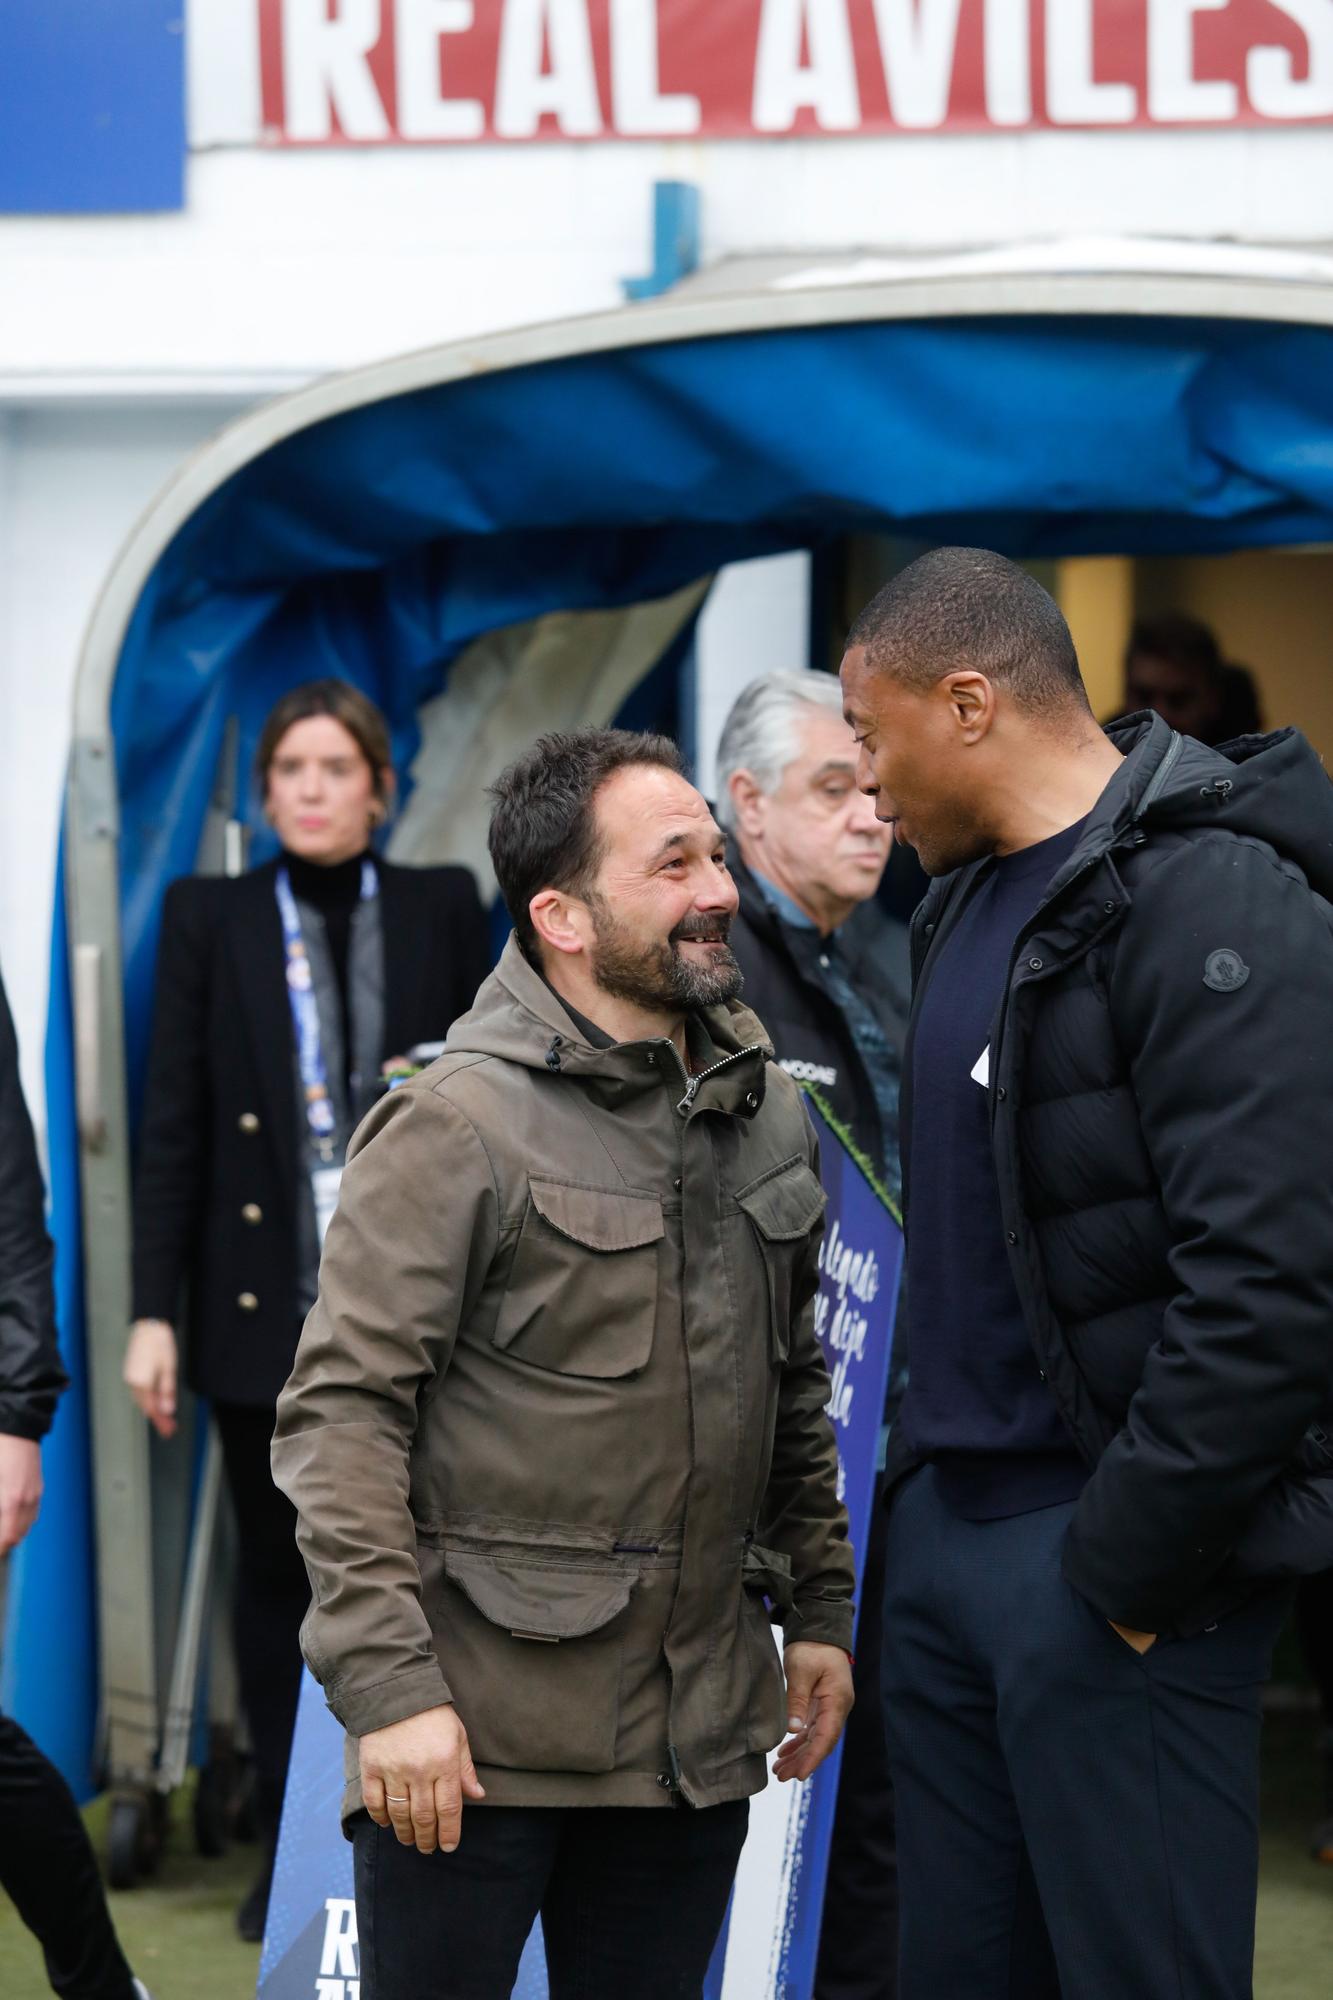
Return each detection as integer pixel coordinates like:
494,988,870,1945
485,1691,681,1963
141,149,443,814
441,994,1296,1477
272,937,855,1819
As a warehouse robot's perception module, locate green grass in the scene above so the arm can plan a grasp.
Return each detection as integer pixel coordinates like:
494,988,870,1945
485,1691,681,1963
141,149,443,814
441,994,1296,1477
0,1725,1330,1996
0,1779,260,2000
1256,1713,1333,1998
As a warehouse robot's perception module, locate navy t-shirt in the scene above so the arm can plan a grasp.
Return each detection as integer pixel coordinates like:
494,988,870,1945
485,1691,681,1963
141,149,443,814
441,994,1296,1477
900,820,1089,1520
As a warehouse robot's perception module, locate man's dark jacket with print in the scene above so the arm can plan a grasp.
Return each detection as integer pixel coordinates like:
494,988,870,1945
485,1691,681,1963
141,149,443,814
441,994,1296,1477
891,711,1333,1637
727,849,909,1174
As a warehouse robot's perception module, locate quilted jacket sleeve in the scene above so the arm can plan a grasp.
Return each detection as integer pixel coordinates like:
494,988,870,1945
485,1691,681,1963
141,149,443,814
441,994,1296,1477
1063,836,1333,1633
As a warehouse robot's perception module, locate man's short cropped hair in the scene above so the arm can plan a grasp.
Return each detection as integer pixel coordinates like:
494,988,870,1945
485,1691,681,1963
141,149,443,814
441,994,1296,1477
714,671,845,832
847,547,1088,716
488,728,686,957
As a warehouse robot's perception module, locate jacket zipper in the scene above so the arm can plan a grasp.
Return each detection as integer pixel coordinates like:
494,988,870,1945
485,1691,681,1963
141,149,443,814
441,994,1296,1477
998,734,1178,1022
660,1035,763,1798
989,837,1134,1108
670,1044,760,1117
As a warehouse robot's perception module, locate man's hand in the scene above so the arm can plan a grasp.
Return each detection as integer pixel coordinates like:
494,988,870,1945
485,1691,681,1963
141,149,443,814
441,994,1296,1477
1110,1620,1157,1656
360,1704,486,1853
0,1434,42,1555
124,1319,179,1439
774,1642,855,1784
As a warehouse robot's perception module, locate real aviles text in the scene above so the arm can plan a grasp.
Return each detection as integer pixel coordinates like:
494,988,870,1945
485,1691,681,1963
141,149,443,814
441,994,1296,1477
260,0,1333,146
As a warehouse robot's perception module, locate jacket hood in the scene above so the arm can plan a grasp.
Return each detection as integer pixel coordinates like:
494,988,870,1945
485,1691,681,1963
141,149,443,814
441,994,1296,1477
444,934,774,1094
1102,712,1333,901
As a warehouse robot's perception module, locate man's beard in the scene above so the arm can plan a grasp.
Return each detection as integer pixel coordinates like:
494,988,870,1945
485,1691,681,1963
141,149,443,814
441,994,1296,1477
588,897,743,1013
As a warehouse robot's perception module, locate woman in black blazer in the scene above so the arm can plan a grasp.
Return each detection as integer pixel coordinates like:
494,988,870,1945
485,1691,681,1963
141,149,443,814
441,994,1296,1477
124,679,489,1938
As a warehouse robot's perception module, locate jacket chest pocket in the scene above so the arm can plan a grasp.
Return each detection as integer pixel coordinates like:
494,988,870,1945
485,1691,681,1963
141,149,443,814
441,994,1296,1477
736,1159,827,1365
490,1179,664,1378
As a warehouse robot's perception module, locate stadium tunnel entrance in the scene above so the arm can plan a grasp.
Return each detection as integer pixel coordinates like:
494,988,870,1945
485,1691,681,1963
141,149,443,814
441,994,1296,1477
11,240,1333,1812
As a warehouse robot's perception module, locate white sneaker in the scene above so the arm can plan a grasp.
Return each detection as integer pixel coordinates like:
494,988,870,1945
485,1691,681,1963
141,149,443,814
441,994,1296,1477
131,1981,155,2000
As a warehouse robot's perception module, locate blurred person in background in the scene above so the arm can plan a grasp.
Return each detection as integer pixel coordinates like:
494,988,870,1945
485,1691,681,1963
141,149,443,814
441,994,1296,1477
1117,610,1263,746
123,679,489,1940
716,669,906,2000
0,963,154,2000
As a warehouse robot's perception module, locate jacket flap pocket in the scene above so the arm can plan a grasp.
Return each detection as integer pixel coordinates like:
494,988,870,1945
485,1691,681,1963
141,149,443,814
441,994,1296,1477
736,1162,826,1242
743,1541,795,1614
443,1549,636,1639
528,1180,665,1254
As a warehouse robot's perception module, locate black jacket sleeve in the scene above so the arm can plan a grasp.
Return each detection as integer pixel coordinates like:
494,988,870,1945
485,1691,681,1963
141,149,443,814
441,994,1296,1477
131,879,212,1324
1062,836,1333,1632
0,967,64,1441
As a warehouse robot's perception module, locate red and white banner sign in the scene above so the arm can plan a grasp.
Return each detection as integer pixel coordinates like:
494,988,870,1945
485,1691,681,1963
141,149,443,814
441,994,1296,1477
258,0,1333,144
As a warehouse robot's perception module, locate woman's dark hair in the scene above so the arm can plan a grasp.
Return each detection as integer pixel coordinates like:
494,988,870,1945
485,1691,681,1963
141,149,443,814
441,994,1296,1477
488,728,686,958
255,679,394,808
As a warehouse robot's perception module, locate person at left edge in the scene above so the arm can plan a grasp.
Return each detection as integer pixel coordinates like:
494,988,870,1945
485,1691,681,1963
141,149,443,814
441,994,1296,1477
0,958,154,2000
272,727,855,2000
123,679,490,1941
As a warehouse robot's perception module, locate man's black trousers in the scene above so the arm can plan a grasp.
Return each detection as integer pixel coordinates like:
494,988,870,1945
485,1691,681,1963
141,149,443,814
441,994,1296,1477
883,1466,1289,2000
0,1710,136,1999
352,1798,749,1999
815,1481,897,2000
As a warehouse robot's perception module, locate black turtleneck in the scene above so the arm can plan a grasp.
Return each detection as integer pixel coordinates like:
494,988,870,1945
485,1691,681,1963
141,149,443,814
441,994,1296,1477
282,849,372,1078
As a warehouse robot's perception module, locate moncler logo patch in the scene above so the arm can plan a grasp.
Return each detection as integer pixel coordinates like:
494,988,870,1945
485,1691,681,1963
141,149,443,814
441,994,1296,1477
1203,949,1251,994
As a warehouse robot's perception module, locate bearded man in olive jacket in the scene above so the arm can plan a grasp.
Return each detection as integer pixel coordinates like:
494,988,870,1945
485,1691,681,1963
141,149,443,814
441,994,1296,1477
273,727,855,2000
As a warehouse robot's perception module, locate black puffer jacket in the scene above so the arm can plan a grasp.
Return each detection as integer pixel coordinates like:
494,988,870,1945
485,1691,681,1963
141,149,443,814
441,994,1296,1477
893,713,1333,1637
0,967,64,1441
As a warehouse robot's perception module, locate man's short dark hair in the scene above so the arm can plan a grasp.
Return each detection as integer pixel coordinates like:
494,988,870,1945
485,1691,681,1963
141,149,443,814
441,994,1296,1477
847,546,1088,716
488,728,687,957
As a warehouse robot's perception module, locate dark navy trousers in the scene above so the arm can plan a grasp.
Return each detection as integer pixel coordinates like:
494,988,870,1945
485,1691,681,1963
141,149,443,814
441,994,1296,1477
883,1467,1289,2000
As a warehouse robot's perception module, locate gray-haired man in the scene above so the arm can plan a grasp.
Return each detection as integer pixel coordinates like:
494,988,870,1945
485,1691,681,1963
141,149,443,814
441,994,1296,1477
717,672,908,1202
716,669,908,2000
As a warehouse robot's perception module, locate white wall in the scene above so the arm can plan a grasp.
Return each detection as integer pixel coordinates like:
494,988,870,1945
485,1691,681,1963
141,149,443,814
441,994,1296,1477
0,403,254,1135
693,554,814,801
1,128,1330,387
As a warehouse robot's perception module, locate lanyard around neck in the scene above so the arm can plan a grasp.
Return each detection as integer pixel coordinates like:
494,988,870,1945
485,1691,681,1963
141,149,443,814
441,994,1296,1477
275,858,377,1160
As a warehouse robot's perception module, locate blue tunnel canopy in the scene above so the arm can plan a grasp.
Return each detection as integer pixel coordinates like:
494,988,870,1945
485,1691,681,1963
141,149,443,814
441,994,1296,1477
13,306,1333,1787
115,310,1333,956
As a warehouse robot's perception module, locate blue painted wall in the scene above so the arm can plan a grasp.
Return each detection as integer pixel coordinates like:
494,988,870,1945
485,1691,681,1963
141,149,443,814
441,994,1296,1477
0,1,185,214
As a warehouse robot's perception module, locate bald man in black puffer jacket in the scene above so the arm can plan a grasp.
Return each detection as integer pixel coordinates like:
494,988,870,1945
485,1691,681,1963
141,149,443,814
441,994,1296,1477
844,546,1333,2000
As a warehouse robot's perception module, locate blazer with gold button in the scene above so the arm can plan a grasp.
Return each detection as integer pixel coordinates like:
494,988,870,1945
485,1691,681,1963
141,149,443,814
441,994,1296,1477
131,857,490,1408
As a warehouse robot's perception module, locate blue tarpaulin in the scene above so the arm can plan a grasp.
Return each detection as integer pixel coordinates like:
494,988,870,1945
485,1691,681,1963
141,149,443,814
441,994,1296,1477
9,309,1333,1789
